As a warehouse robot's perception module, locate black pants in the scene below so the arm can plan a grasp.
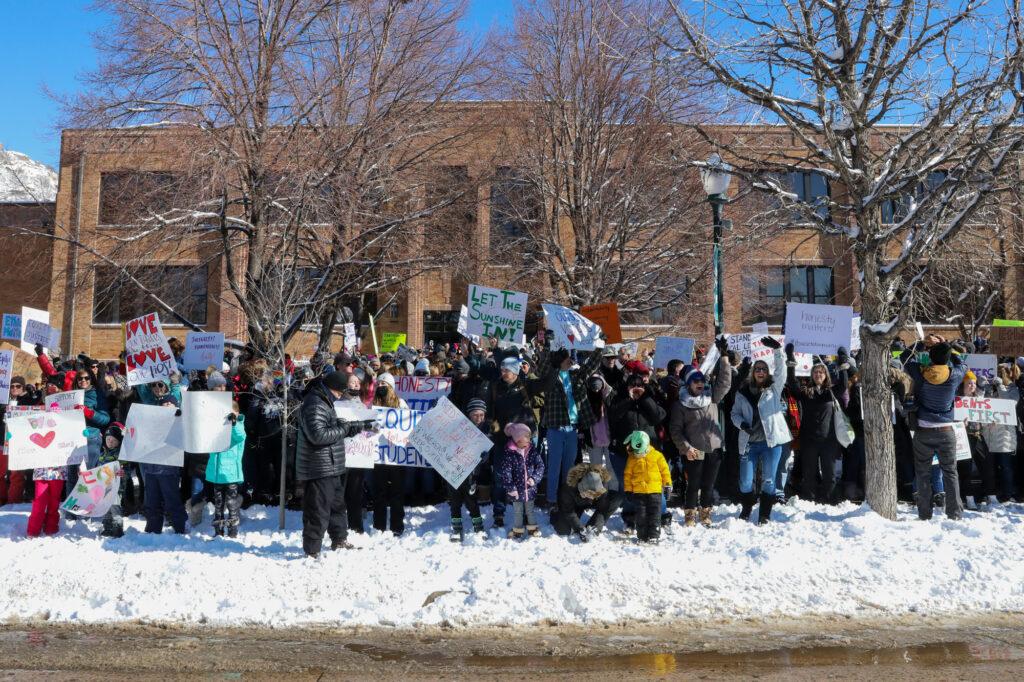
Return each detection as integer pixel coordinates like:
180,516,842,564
345,469,366,533
143,473,187,534
958,435,993,500
445,478,481,520
799,436,838,503
211,483,242,535
302,473,348,555
372,464,407,534
631,492,662,541
684,450,722,509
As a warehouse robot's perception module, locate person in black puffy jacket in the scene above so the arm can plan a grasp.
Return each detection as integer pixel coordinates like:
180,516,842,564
296,372,374,557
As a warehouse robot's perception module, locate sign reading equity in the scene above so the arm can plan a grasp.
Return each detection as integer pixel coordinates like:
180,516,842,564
784,303,855,356
467,284,528,344
124,313,177,386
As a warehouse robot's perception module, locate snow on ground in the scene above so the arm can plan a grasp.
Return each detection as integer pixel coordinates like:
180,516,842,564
1,500,1023,628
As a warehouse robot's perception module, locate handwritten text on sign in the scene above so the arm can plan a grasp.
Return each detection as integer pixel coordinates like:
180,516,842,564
467,284,527,343
124,313,177,386
784,303,854,356
953,396,1018,426
394,376,452,411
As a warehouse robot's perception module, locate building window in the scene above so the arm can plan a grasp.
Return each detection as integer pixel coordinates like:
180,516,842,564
98,171,182,226
490,167,540,244
388,301,400,319
423,309,460,345
786,171,830,220
742,266,834,325
92,265,208,325
880,172,947,225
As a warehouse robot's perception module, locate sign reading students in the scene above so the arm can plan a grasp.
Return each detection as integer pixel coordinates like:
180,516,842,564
784,302,854,356
124,312,177,386
466,284,528,344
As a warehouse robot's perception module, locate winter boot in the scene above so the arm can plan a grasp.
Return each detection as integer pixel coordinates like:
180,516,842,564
527,525,541,538
189,500,205,528
471,516,485,534
757,493,776,525
660,512,673,532
931,492,945,511
699,507,713,528
965,495,978,511
227,521,239,539
331,539,356,550
508,528,525,540
449,517,464,543
985,495,1001,508
492,513,505,529
739,492,756,521
683,509,697,528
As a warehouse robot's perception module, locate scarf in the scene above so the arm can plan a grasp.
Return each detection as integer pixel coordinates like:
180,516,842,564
680,393,711,410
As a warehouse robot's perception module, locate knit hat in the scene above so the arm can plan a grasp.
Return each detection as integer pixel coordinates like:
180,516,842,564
626,430,651,455
682,367,705,385
377,372,396,390
207,372,228,390
501,357,523,375
10,375,26,386
466,398,487,415
587,375,605,393
104,422,125,443
963,370,977,383
504,422,532,442
624,359,650,376
324,371,348,393
451,359,471,376
577,470,607,497
414,359,430,376
928,342,952,367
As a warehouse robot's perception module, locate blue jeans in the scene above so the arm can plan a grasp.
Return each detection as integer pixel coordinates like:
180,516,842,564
545,427,578,503
774,443,792,497
191,476,206,506
740,442,783,496
911,463,945,494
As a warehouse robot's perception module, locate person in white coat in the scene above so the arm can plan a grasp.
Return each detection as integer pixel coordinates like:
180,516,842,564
982,365,1019,504
730,337,793,524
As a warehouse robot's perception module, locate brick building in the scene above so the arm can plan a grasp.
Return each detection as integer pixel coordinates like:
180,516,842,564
0,201,55,315
37,120,1024,360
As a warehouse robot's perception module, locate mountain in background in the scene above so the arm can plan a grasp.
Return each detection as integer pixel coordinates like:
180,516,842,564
0,146,58,202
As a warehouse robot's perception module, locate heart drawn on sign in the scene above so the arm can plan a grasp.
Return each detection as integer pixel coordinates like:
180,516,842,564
90,486,104,503
30,431,56,449
566,333,575,345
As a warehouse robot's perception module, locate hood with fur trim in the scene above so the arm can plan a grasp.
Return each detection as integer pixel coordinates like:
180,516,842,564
565,463,613,488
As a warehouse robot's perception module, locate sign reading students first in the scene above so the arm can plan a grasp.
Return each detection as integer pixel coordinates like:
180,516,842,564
466,284,527,343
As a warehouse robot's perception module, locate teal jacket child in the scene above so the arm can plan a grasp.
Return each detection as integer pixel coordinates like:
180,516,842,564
205,415,246,485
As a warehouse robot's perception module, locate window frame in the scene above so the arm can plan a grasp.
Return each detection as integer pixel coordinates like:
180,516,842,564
91,264,209,326
742,265,834,325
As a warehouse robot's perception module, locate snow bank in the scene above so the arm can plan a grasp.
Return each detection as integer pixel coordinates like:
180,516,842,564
1,501,1022,628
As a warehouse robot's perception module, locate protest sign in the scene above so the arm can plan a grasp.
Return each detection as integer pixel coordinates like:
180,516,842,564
989,324,1024,356
343,432,378,469
124,313,177,386
20,306,49,354
373,406,431,467
1,314,21,341
6,410,88,469
752,322,769,334
45,389,85,412
2,406,42,457
0,350,12,405
699,344,720,376
653,337,695,369
120,404,185,466
850,315,861,352
542,303,603,351
343,323,357,352
334,402,378,422
466,284,528,344
728,333,784,362
380,332,406,353
580,303,623,344
952,422,972,461
963,354,997,382
794,351,813,377
181,390,233,453
182,332,224,371
784,303,855,355
22,319,54,348
394,376,452,411
993,319,1024,327
62,462,122,518
408,397,492,487
954,396,1018,426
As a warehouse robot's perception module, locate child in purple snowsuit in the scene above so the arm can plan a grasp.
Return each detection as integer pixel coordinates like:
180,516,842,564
498,422,544,539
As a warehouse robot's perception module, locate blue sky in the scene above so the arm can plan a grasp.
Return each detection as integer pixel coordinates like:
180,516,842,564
0,0,515,170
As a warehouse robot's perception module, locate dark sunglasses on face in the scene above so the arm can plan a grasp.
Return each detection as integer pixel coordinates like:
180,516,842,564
10,383,23,389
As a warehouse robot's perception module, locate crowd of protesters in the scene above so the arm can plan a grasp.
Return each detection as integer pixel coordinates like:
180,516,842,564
2,327,1022,556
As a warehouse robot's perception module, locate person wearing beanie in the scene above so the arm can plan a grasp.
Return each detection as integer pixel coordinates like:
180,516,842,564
206,371,229,391
903,340,967,520
205,401,247,537
785,345,850,506
669,336,732,528
553,463,622,540
98,422,127,538
622,431,672,543
446,398,490,541
497,422,544,539
730,337,792,524
414,359,430,377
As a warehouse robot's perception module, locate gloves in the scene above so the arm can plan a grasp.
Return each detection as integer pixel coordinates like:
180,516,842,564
228,413,238,425
785,343,795,360
361,419,378,432
174,409,182,417
663,485,673,497
34,344,44,357
73,405,96,420
715,336,728,354
740,421,751,433
836,346,849,364
761,336,781,350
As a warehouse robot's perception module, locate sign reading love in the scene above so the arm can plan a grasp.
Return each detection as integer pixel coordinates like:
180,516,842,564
124,312,177,387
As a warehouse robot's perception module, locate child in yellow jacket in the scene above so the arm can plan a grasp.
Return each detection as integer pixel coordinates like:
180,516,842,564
623,431,672,543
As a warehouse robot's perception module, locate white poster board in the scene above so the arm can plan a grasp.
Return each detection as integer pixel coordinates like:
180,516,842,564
963,354,997,383
23,319,55,348
0,350,12,405
20,306,49,354
44,389,84,412
542,303,603,351
457,305,482,345
394,376,452,411
342,432,378,469
784,303,855,356
407,397,492,487
334,401,378,422
698,345,720,377
120,403,185,466
343,323,357,352
850,315,861,352
466,284,528,345
952,422,972,461
653,337,695,369
62,462,122,517
124,313,178,386
6,410,88,469
182,332,225,371
181,390,233,453
954,396,1018,426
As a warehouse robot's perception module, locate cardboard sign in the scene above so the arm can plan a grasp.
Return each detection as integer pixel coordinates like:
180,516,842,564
6,410,88,469
408,397,492,487
62,462,122,517
580,303,623,344
124,313,177,386
989,325,1024,356
457,305,482,345
181,390,233,453
653,337,695,369
22,319,54,348
784,303,855,356
182,332,224,371
850,315,861,352
343,323,357,352
20,306,49,354
45,390,85,412
954,396,1018,426
120,403,185,466
1,314,21,341
964,354,997,382
380,332,406,354
394,376,452,411
698,344,720,377
0,350,12,405
466,284,528,344
542,303,603,351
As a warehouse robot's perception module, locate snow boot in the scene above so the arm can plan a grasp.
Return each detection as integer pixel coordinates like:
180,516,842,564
965,495,979,511
985,495,1001,508
683,509,697,528
527,525,541,538
449,517,464,543
931,492,945,511
739,492,756,521
508,528,525,540
471,516,485,534
699,507,713,528
757,493,775,525
493,513,505,529
331,539,356,550
188,500,205,528
660,512,673,532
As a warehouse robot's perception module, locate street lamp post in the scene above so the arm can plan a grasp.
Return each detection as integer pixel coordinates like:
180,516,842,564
700,154,732,337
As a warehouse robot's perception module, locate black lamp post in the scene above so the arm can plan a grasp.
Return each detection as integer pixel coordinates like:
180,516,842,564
700,154,732,336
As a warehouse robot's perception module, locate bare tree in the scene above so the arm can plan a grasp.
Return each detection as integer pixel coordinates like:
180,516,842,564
667,0,1024,518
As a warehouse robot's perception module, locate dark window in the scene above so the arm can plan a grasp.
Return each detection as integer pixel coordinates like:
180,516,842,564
423,310,460,345
742,266,834,325
880,171,948,224
388,301,400,319
787,171,830,220
92,265,208,325
490,167,540,244
98,172,182,226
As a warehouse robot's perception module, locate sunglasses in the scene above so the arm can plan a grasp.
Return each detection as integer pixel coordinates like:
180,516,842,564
77,376,92,382
10,383,23,389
